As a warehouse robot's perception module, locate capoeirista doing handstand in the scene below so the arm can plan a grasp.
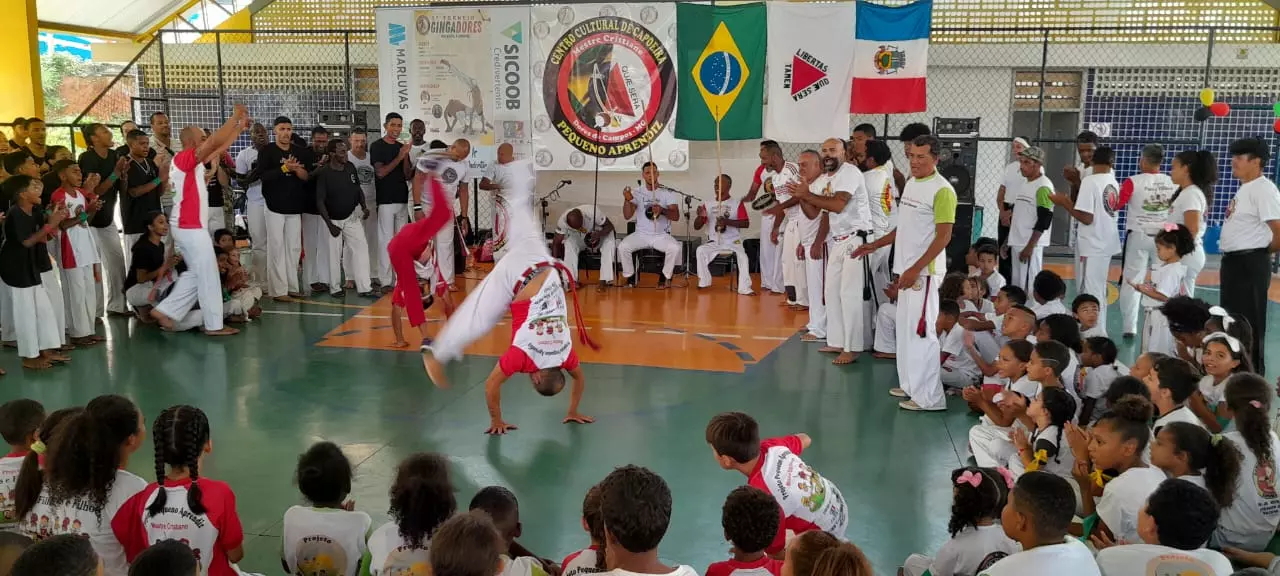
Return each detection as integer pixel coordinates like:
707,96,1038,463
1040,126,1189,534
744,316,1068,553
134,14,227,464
418,159,598,435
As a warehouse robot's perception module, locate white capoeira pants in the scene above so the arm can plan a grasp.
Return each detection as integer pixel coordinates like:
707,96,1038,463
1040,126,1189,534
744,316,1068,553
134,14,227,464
207,210,225,236
225,287,262,316
758,213,783,293
618,232,681,280
156,228,224,332
433,243,554,364
900,554,938,576
803,242,828,338
562,232,616,284
41,270,67,346
266,210,302,298
247,201,269,285
0,283,11,342
696,240,752,294
874,302,896,354
825,235,871,352
897,274,944,410
1143,307,1177,357
378,203,409,285
62,266,96,338
435,217,458,286
1182,243,1205,297
1076,253,1111,329
781,220,808,305
125,283,154,308
302,213,331,287
91,224,126,316
1118,232,1156,334
8,283,61,359
1010,244,1043,293
327,214,372,294
970,423,1017,468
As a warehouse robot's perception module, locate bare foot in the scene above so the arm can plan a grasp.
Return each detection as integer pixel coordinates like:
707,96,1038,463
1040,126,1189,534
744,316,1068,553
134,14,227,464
204,327,240,336
151,308,176,330
58,343,76,352
227,314,247,324
872,351,896,360
71,337,98,347
817,346,842,354
596,282,609,293
21,358,52,370
391,340,409,348
833,352,858,365
90,335,106,343
800,333,820,342
43,351,71,364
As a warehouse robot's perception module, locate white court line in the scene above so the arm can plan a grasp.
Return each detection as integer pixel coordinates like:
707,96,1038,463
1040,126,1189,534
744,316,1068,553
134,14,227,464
697,333,741,339
646,329,683,335
752,335,789,341
261,310,391,320
601,327,637,332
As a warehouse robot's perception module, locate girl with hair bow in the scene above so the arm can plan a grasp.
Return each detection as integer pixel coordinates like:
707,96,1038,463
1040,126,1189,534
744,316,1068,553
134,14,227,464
899,467,1018,576
1190,331,1254,432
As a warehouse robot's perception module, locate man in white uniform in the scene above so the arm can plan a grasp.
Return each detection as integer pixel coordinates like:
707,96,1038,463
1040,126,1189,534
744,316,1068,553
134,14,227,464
1116,144,1177,337
235,123,268,285
151,104,249,336
1004,147,1054,292
1050,146,1120,330
617,162,682,288
554,204,616,291
854,134,957,412
794,141,871,364
1063,131,1097,282
694,174,752,295
997,137,1032,282
478,143,537,262
767,150,809,307
745,141,797,295
861,139,897,325
1219,137,1280,375
346,128,379,286
421,139,472,290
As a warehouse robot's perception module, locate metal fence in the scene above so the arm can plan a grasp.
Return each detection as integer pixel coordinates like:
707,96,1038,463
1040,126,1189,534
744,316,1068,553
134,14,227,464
57,24,1280,241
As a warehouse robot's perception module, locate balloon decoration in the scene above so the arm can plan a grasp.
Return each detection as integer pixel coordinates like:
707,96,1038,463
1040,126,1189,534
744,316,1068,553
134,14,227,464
1194,107,1212,122
1210,102,1231,117
1200,88,1216,107
1273,118,1280,134
1274,100,1280,134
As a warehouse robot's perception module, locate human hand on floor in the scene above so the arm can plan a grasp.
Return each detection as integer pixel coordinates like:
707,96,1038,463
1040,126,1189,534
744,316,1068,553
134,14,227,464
486,419,518,435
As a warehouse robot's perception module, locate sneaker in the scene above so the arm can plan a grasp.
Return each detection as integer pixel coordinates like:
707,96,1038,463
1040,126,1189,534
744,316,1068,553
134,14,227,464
419,337,434,353
329,290,346,298
888,388,908,398
358,291,377,299
899,400,945,412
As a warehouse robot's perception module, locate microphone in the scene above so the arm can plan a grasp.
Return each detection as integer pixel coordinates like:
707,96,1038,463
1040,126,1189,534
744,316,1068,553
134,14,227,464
560,179,573,185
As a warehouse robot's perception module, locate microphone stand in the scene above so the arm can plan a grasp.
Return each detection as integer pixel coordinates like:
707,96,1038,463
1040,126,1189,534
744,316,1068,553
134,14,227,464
665,186,698,289
539,181,569,237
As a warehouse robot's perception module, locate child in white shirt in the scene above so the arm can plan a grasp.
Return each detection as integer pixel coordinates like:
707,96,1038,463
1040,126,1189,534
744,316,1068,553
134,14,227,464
562,485,605,576
0,399,43,528
1079,336,1128,424
429,512,517,576
978,472,1099,576
1094,478,1234,576
1011,387,1077,479
1189,332,1251,433
595,466,700,576
939,301,982,390
1149,421,1241,509
962,277,995,315
49,162,104,346
901,467,1019,576
281,442,372,576
1143,356,1205,435
1033,316,1084,422
974,243,1006,301
1073,294,1106,339
960,285,1027,366
1029,271,1068,320
469,486,555,576
1131,224,1194,357
1212,374,1280,551
1071,396,1167,546
368,452,455,576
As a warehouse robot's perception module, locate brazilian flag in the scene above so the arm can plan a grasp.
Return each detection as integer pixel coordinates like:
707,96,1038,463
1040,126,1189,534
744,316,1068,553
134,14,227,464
675,3,766,141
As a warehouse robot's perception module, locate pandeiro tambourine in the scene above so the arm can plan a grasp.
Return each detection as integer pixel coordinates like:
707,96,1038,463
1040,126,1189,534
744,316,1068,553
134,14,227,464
751,178,777,210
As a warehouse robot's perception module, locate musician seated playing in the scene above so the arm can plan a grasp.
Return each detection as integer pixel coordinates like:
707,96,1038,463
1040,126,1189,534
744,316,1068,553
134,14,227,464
694,174,753,295
552,204,616,292
617,162,682,289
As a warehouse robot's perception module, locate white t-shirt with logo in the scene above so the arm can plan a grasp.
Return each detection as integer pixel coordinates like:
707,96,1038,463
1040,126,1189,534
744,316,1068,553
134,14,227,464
764,162,802,225
282,506,372,576
1074,172,1122,257
499,271,577,376
0,453,26,527
1124,172,1178,235
51,188,100,269
894,171,957,276
562,546,603,576
1008,174,1055,249
1220,177,1280,252
235,147,263,204
941,325,981,383
1096,466,1167,544
701,199,748,245
1140,261,1187,307
978,538,1100,576
112,478,244,576
1095,544,1233,576
1215,430,1280,550
747,436,848,554
1031,298,1068,320
20,469,147,576
1083,363,1129,423
601,566,700,576
501,554,551,576
1167,185,1207,243
930,524,1020,576
824,163,871,240
348,150,377,200
432,159,472,214
628,186,678,235
367,521,430,576
864,164,897,237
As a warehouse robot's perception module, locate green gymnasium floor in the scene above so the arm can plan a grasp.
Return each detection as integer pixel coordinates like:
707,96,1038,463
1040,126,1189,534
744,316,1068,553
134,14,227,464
0,276,1274,575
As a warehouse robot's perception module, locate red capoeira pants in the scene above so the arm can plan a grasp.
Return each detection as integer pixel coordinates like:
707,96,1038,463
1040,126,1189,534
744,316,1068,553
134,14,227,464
388,176,453,328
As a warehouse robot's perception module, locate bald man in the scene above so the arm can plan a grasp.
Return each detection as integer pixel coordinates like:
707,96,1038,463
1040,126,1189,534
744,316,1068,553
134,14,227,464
793,145,834,341
554,205,616,290
414,138,473,289
479,143,538,262
151,105,250,335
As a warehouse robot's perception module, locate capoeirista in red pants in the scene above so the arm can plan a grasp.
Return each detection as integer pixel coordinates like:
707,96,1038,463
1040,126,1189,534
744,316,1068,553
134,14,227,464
387,172,453,347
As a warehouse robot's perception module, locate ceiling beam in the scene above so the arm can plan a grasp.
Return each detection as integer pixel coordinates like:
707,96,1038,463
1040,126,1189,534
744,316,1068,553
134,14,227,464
37,21,135,40
1265,0,1280,10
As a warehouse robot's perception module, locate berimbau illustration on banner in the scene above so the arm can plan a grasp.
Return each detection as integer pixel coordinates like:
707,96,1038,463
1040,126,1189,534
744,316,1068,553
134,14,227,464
764,2,856,143
530,4,687,171
851,0,932,114
675,2,766,141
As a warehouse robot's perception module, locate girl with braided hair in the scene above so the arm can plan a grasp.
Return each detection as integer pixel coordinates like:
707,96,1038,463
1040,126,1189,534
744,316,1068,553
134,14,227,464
1212,374,1280,551
16,395,146,576
112,405,243,576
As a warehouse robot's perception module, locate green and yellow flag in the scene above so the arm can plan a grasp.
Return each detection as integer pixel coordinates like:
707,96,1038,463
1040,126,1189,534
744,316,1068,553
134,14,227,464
675,3,766,141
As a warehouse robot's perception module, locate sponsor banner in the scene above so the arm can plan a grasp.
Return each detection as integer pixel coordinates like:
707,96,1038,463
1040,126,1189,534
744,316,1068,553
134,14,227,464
530,3,687,171
376,7,532,173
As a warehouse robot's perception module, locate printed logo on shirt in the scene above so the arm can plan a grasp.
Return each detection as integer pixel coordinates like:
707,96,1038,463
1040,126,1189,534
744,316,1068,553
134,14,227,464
796,467,829,513
1143,553,1215,576
1255,457,1278,500
1103,184,1120,216
1227,197,1237,219
296,535,349,576
975,551,1008,572
350,173,359,185
442,167,459,185
382,545,430,576
357,165,376,185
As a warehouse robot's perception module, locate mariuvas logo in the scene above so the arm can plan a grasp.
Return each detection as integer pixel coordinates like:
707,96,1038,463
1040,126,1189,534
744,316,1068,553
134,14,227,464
874,45,906,75
387,23,406,46
783,50,828,101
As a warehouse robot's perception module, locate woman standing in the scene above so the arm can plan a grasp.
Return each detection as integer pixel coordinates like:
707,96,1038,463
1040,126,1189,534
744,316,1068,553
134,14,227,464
1166,150,1217,296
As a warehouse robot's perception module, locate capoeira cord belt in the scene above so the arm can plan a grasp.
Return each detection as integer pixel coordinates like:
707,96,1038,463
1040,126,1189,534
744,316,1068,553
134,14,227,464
916,276,931,338
512,260,600,352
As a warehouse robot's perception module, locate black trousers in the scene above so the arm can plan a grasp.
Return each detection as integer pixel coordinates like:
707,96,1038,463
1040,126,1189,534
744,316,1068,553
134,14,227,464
997,223,1012,282
1220,248,1270,375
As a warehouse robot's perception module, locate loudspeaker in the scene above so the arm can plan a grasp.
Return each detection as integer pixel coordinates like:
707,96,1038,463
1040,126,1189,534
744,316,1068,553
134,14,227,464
318,110,369,140
933,117,980,273
946,204,974,275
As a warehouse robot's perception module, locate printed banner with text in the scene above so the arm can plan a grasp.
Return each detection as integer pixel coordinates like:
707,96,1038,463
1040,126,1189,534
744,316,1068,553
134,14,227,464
530,3,687,171
376,7,533,172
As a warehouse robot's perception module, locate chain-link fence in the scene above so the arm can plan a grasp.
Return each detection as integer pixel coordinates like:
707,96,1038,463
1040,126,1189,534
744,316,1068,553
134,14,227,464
46,24,1280,243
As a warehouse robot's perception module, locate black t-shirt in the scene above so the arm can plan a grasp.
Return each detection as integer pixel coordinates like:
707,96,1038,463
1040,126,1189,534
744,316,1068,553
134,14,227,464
24,146,52,175
206,160,225,208
77,148,123,228
122,156,163,235
370,139,409,205
302,147,326,215
124,235,185,291
258,143,315,215
1,205,43,288
316,163,363,221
